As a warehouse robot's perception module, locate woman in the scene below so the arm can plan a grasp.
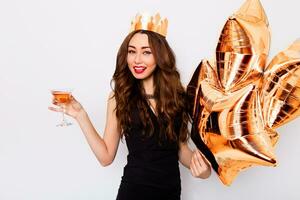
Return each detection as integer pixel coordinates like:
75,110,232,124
49,14,211,200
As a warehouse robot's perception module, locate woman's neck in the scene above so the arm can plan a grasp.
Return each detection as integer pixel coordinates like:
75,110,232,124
142,75,155,95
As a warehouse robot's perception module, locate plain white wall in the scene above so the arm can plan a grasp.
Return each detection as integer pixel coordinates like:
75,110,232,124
1,0,300,199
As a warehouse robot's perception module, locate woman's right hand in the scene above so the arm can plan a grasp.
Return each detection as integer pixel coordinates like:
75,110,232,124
48,96,86,120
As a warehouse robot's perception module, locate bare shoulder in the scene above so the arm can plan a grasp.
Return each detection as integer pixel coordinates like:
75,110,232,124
108,91,115,100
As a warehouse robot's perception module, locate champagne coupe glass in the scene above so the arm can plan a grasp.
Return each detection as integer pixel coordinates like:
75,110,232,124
51,89,73,127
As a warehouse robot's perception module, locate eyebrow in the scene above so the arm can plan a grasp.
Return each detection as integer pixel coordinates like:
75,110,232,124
128,45,151,49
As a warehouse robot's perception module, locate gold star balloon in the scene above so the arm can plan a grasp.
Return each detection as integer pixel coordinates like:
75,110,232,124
187,0,300,186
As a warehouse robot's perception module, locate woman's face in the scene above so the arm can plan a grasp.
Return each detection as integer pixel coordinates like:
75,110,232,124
127,33,157,80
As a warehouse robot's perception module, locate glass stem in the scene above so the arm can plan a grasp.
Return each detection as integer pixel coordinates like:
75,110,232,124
62,104,66,123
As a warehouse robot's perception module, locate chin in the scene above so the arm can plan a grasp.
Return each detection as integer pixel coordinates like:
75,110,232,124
132,73,152,80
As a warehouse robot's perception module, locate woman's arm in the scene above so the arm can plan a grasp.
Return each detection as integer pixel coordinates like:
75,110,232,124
49,91,121,167
76,92,121,166
179,142,211,179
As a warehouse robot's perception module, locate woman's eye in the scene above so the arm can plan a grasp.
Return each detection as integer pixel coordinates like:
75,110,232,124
128,50,135,54
143,51,152,55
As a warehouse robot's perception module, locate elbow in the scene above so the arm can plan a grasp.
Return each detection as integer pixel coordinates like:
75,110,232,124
100,161,111,167
98,157,113,167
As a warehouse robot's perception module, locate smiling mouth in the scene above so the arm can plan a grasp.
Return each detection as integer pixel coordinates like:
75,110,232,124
133,66,147,74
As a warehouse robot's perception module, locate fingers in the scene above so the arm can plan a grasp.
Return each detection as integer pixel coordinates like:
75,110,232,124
196,149,212,167
48,106,63,112
190,149,209,178
49,95,81,117
191,151,202,176
190,160,196,177
190,155,200,177
70,95,78,103
195,149,206,167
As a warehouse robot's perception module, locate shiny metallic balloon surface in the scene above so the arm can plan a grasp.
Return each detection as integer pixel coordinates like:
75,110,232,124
187,0,300,186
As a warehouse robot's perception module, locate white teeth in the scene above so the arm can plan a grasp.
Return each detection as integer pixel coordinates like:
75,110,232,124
134,66,146,69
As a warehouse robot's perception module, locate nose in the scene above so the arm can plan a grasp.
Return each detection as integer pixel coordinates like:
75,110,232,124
134,52,142,64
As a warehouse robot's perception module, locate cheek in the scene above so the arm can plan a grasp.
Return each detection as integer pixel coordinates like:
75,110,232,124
150,65,157,72
148,61,157,70
127,54,137,66
145,56,156,68
146,63,157,74
126,55,132,66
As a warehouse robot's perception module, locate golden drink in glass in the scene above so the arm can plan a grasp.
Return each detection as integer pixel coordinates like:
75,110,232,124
51,89,73,127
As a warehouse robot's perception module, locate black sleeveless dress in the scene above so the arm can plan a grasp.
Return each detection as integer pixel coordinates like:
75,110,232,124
116,101,182,200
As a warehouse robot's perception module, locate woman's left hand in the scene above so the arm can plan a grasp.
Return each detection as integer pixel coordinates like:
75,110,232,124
190,149,211,179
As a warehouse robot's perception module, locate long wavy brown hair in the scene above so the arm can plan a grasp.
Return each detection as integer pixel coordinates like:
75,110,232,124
111,30,189,144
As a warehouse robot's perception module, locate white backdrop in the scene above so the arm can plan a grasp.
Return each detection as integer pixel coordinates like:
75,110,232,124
1,0,300,199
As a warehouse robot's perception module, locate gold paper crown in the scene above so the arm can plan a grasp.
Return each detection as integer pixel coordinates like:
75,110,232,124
130,13,168,37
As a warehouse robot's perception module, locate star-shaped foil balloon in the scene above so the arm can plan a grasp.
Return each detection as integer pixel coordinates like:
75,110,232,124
187,0,300,186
